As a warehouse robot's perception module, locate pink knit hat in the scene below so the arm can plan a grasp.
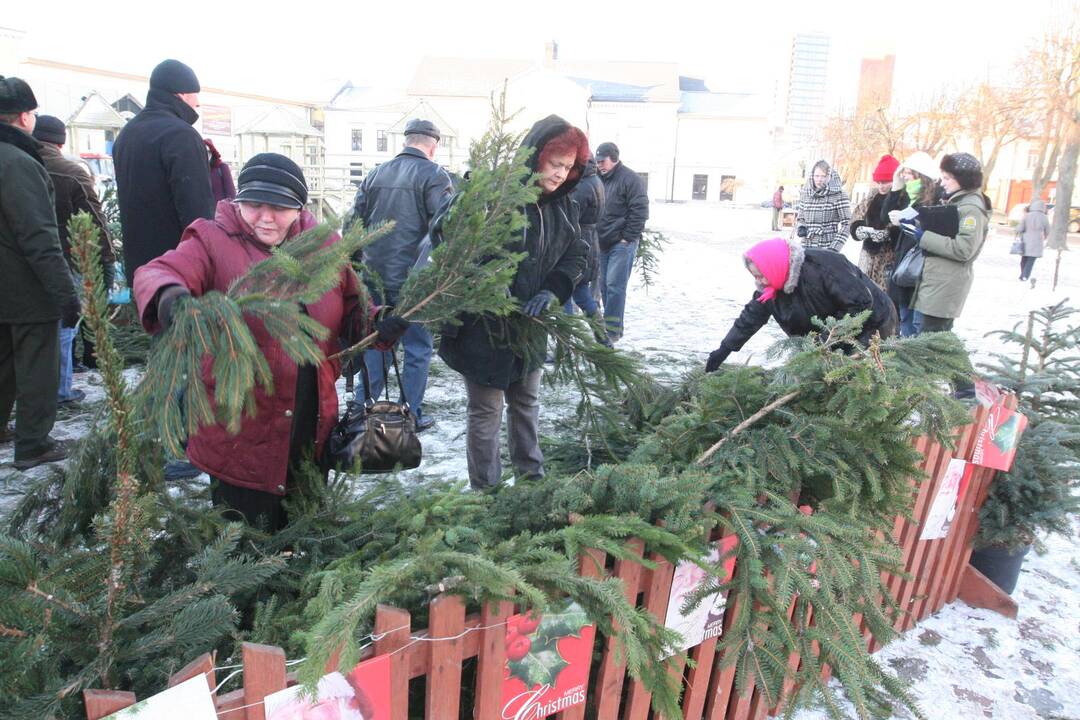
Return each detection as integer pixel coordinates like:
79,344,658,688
744,237,791,303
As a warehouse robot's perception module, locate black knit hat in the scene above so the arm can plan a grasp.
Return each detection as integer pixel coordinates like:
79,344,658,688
404,118,440,141
149,59,201,94
32,115,67,145
236,153,307,209
0,76,38,113
940,152,983,191
595,141,619,162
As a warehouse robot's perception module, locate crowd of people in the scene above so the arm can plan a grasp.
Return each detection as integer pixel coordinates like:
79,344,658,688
2,57,998,526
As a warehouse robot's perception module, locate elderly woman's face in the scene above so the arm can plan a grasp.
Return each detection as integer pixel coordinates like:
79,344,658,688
539,152,576,194
812,167,829,188
238,202,301,246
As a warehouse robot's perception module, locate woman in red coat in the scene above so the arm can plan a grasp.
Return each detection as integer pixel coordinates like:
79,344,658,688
134,153,407,528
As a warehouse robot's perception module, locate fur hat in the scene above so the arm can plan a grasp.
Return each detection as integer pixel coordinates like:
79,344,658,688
940,152,983,191
0,76,37,114
872,154,899,182
901,151,939,181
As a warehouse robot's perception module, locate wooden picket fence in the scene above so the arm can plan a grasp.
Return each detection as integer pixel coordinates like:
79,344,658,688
83,398,1017,720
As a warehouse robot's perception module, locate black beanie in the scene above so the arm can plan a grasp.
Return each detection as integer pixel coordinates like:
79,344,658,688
940,152,983,191
149,59,201,94
236,153,308,209
595,141,619,162
32,115,67,145
0,76,38,113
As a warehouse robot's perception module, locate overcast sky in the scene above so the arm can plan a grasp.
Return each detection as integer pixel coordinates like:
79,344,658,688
5,0,1065,106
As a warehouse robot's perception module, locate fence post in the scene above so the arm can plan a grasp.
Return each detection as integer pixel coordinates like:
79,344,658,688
375,604,412,720
624,549,676,720
556,547,606,720
241,642,287,720
426,593,466,720
473,598,513,720
83,689,136,720
168,652,216,697
595,539,645,720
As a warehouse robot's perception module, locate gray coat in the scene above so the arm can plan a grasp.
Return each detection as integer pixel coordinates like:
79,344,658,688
1017,199,1049,258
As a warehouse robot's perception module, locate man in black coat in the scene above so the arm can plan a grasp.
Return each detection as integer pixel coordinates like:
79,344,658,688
595,142,649,343
439,115,589,489
347,119,453,431
113,59,215,286
563,157,606,339
0,76,80,469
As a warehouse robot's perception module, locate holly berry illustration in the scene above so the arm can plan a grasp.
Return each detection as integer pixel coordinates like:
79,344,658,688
516,611,541,635
506,632,531,661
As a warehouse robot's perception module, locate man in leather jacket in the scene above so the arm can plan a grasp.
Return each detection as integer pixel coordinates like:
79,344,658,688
347,119,453,431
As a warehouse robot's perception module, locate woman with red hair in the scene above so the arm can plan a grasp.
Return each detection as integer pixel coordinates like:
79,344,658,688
439,115,590,489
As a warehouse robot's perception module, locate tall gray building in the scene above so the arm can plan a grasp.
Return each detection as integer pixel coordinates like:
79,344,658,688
785,32,830,144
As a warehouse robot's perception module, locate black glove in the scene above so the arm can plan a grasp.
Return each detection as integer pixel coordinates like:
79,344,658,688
61,296,81,328
157,285,191,332
705,347,730,373
796,225,808,238
522,290,556,317
374,315,410,347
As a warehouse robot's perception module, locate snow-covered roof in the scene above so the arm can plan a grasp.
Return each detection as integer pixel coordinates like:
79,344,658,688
679,91,769,118
235,106,321,137
384,99,458,139
408,57,535,97
327,83,412,111
67,91,127,129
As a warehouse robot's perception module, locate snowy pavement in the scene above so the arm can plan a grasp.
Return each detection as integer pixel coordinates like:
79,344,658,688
3,204,1079,719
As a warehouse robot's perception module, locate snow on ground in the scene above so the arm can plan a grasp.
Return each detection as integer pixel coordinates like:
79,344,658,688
3,204,1079,718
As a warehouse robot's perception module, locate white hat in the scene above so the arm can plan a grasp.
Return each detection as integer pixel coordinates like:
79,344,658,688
902,151,939,181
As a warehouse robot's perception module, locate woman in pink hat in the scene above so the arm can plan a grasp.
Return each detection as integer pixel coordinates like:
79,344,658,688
704,236,897,372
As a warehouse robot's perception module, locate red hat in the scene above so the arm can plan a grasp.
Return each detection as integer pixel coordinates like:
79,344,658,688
872,154,900,182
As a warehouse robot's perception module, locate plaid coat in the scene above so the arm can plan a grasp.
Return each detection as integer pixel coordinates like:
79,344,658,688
796,167,851,251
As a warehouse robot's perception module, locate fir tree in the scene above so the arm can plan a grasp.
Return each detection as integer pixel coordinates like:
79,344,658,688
975,301,1080,550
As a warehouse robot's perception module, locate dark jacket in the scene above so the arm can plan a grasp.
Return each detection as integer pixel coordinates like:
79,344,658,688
880,186,941,308
133,201,372,496
849,191,897,253
37,141,115,271
717,241,897,354
114,88,215,285
0,123,78,324
439,114,589,389
570,158,605,282
349,145,454,303
597,161,649,251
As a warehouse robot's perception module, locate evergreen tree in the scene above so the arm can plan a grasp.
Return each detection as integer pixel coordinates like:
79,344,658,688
975,301,1080,550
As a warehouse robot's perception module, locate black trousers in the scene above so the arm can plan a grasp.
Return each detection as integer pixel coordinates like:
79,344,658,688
0,321,60,459
1019,255,1037,280
211,479,289,531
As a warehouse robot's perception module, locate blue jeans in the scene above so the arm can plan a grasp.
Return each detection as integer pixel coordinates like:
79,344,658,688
563,282,599,316
57,324,78,401
898,306,919,337
599,240,637,341
362,322,433,419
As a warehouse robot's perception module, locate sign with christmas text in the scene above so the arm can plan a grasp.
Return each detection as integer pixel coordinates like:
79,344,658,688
103,675,216,720
972,402,1028,471
264,655,391,720
663,534,738,653
920,459,973,541
499,601,595,720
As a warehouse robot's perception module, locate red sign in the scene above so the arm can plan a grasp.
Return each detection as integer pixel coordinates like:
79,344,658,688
972,402,1028,471
200,104,232,136
500,602,595,720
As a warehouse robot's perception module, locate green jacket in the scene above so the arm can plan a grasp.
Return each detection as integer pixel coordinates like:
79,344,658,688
911,189,989,319
0,123,78,324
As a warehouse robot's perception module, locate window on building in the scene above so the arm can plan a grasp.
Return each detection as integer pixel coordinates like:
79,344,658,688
350,162,364,185
692,174,708,201
1027,148,1039,170
306,144,319,167
719,175,736,201
377,130,388,153
637,172,649,194
351,129,363,152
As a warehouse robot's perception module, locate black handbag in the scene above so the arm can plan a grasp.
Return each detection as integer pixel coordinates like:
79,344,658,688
323,351,422,474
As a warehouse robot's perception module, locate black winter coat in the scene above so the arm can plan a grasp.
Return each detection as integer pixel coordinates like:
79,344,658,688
717,244,897,355
348,146,454,303
0,124,78,324
880,188,926,309
849,191,897,255
570,158,605,282
439,115,588,389
597,161,649,251
113,88,215,285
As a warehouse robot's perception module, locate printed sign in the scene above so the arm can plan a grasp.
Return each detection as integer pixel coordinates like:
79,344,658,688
200,104,232,136
920,459,974,540
972,401,1028,471
264,655,391,720
103,675,216,719
663,534,738,652
973,378,1002,409
500,601,595,720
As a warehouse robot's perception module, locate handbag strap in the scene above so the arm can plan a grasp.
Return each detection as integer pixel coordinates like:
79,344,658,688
357,347,410,410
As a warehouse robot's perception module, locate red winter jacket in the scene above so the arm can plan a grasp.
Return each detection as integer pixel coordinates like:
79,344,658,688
134,200,370,495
